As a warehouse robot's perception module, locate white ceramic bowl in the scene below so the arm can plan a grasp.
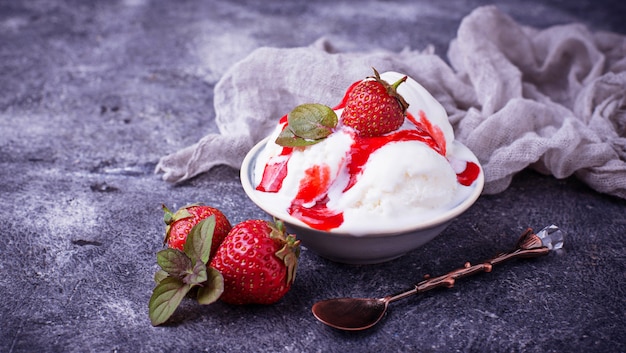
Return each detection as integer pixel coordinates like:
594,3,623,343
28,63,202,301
240,137,484,265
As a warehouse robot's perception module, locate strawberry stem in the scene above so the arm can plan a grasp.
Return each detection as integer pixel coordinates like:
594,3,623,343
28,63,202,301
162,204,174,225
270,218,301,285
391,76,408,91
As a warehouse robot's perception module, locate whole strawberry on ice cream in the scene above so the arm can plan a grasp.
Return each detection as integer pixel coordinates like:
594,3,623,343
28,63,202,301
341,68,409,137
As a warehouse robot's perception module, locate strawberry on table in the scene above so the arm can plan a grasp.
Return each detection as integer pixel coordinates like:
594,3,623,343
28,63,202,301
163,203,232,260
149,204,232,326
341,67,409,137
210,219,301,305
149,211,300,325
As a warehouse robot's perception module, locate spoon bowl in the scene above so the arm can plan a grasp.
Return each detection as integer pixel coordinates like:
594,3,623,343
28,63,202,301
312,297,389,331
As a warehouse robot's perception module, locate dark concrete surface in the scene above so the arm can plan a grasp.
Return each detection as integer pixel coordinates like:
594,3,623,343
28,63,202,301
1,1,625,352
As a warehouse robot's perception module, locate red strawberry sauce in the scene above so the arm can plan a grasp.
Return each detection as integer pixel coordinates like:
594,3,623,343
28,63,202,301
256,83,480,231
255,146,292,192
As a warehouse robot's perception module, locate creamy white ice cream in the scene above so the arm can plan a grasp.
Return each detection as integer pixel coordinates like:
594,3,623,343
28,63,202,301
252,72,480,234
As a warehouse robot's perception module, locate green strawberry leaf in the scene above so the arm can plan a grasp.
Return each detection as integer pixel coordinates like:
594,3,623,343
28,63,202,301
154,269,169,284
183,215,215,265
162,204,174,225
157,248,193,277
276,103,337,147
197,267,224,305
183,260,208,286
148,276,192,326
172,207,193,222
275,234,301,285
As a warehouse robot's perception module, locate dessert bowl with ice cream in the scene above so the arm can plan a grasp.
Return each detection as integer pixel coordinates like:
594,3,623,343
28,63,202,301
240,69,484,264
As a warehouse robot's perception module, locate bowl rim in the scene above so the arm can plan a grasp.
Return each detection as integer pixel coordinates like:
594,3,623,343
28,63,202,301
240,136,484,237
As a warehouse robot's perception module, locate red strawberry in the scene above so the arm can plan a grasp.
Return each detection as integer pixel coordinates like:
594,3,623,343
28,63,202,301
210,219,300,305
150,204,232,326
341,68,409,137
163,204,232,260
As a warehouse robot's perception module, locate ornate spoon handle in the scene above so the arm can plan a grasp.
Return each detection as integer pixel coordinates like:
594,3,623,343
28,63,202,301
386,225,564,303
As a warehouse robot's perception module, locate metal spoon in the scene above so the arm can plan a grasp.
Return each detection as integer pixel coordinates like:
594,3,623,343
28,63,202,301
312,225,564,331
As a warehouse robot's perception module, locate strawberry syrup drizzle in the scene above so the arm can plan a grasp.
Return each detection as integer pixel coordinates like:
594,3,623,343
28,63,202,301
255,150,291,192
407,110,446,156
256,83,481,231
343,111,444,192
287,163,344,231
457,161,481,186
288,199,344,231
256,117,293,192
293,164,332,203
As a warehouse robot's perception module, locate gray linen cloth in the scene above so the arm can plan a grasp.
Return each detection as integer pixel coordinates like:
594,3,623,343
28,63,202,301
155,6,626,199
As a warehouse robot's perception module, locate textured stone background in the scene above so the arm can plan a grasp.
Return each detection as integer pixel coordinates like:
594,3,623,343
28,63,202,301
1,1,625,352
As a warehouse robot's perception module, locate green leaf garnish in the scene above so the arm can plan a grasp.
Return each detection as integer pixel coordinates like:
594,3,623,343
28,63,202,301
275,103,337,147
288,103,337,139
197,267,224,305
148,277,192,326
156,248,193,277
154,269,169,284
183,216,215,264
183,260,208,286
275,128,323,147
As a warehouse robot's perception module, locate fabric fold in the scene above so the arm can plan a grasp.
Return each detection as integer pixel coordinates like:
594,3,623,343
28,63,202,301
447,6,626,197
